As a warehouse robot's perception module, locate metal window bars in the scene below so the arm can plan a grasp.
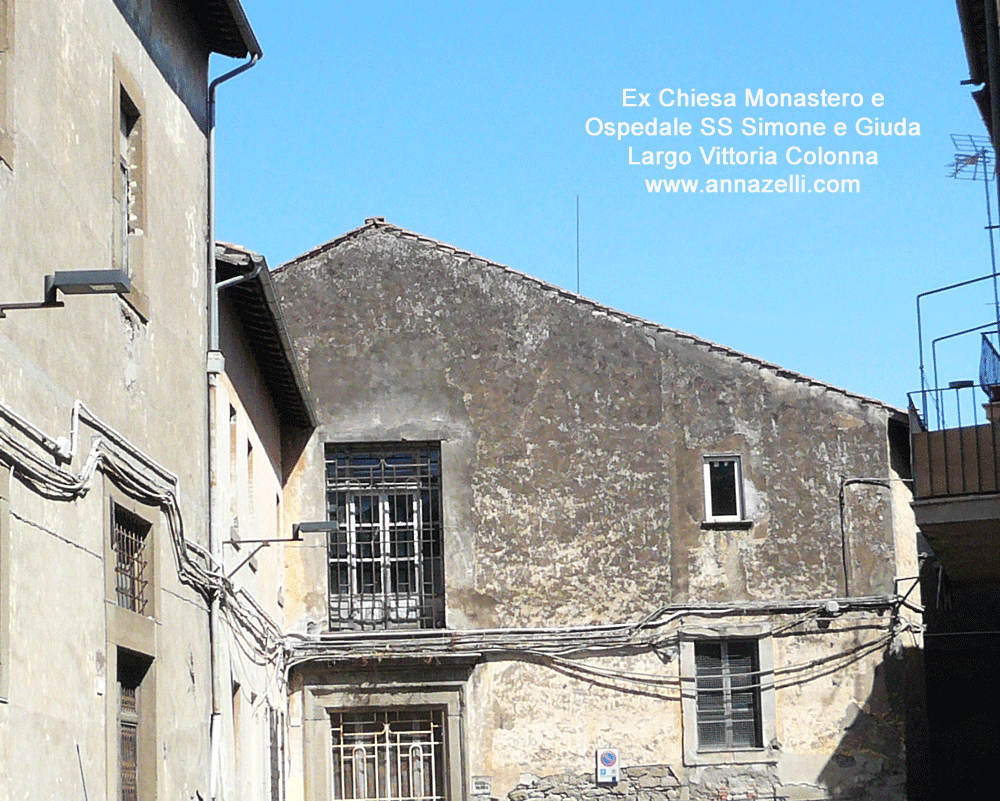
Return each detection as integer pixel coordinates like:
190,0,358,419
112,504,150,614
119,682,139,801
695,640,763,751
330,710,446,801
325,445,444,630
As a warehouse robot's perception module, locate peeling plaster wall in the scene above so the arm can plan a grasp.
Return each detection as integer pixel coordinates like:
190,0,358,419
273,224,921,801
0,1,215,798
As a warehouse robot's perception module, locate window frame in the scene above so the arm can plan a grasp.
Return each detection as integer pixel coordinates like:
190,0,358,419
680,627,776,766
112,502,152,615
103,483,159,800
112,58,149,319
324,443,445,631
114,648,155,801
329,707,448,801
303,682,466,801
702,454,745,523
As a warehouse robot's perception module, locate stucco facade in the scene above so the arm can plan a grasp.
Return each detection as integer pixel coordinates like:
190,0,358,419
0,2,283,800
272,219,924,801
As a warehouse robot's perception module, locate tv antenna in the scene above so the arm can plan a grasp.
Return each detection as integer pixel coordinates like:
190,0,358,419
949,133,1000,331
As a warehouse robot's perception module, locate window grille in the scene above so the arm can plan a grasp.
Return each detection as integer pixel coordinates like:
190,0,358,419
330,710,446,801
695,639,762,751
325,444,444,629
112,504,150,614
270,706,284,801
118,668,140,801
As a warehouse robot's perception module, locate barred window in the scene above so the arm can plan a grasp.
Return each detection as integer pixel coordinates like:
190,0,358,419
269,706,284,801
330,709,446,801
117,652,149,801
112,504,150,614
695,639,762,751
325,444,444,629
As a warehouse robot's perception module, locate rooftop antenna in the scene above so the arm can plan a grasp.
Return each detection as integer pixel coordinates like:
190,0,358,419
949,133,1000,329
576,194,581,294
915,136,1000,424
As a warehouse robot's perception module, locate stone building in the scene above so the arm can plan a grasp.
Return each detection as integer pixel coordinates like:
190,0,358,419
1,3,929,800
0,2,315,799
271,218,925,801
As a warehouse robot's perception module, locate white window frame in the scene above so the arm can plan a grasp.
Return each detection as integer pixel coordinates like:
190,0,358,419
680,627,776,766
337,490,424,625
702,454,745,522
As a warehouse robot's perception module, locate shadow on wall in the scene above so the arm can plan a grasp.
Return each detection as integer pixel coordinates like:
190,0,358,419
919,564,1000,798
813,646,928,801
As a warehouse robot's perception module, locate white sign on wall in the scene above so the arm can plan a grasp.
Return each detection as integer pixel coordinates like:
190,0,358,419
595,748,620,784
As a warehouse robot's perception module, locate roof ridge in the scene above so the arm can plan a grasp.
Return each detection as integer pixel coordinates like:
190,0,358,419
278,218,902,414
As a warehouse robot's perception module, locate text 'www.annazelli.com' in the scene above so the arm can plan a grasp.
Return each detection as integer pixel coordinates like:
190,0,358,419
644,176,861,193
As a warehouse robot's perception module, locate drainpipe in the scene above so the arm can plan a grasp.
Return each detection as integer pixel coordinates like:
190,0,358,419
207,49,260,801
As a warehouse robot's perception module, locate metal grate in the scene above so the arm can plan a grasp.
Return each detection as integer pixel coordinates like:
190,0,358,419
330,710,446,801
119,680,139,801
270,706,284,801
112,504,150,614
695,640,762,751
325,444,444,630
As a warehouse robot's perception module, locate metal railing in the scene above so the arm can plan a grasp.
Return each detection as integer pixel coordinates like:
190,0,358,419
908,384,1000,499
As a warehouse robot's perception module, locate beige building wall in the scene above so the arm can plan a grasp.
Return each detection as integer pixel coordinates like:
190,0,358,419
0,2,257,799
215,292,296,801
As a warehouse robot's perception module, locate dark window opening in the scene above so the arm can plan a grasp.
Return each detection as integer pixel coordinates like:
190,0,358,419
112,504,150,615
117,650,150,801
704,456,743,521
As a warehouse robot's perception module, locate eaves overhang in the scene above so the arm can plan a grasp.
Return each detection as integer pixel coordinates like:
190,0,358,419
183,0,262,58
216,243,315,431
957,0,989,85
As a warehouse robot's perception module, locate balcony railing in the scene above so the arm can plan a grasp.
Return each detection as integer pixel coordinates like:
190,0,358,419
908,384,1000,499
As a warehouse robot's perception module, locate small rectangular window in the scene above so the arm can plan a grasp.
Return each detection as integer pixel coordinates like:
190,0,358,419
112,504,151,614
111,60,148,318
703,455,743,521
115,87,141,277
695,639,762,751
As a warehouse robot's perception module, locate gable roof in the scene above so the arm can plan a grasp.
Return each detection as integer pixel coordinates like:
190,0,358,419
277,217,903,418
216,242,314,430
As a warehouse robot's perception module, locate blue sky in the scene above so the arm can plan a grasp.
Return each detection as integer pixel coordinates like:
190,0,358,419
213,1,993,408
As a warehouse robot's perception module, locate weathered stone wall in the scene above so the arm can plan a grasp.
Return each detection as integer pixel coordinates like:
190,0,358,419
274,221,904,630
273,220,919,801
507,766,683,801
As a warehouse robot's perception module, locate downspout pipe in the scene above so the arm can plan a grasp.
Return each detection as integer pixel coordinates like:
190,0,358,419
206,49,260,801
